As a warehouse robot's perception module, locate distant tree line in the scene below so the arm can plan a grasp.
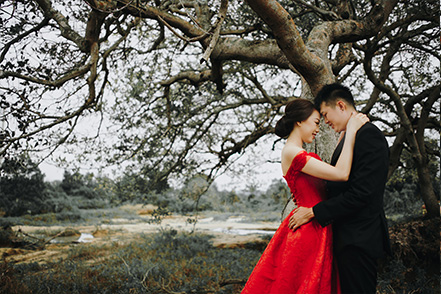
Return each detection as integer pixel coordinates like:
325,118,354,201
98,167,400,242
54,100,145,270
0,155,289,219
0,154,438,221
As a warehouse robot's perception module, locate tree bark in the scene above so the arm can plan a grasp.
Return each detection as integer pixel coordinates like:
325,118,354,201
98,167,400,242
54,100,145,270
245,0,331,93
413,86,440,218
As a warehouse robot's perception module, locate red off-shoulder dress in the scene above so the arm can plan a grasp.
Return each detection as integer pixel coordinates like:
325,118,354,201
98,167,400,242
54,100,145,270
241,151,340,294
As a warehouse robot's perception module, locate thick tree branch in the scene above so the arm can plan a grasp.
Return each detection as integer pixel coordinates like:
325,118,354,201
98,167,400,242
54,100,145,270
157,15,209,42
0,65,91,88
332,43,357,76
245,0,328,92
364,36,440,218
159,70,213,87
211,38,291,69
414,86,440,153
245,0,398,95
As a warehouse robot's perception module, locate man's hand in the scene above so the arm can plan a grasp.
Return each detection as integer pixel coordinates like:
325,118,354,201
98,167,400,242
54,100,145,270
288,206,314,231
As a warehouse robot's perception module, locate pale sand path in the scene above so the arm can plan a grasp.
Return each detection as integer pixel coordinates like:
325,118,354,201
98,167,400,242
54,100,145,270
3,208,282,264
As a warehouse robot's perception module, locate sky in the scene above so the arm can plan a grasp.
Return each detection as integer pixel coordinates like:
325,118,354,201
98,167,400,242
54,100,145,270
38,140,284,192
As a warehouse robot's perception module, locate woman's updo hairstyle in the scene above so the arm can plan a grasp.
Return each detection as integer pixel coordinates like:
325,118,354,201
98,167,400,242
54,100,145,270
275,98,316,138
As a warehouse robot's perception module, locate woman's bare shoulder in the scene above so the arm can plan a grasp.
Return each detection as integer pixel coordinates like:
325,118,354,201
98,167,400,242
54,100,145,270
281,144,305,175
282,144,304,160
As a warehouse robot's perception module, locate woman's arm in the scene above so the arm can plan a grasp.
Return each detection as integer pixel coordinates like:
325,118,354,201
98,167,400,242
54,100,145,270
301,113,368,181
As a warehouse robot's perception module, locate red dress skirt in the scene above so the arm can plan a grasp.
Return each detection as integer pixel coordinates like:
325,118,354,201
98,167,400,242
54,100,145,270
241,151,340,294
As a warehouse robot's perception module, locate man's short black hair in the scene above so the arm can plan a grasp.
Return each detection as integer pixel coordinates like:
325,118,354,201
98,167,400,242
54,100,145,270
314,83,356,110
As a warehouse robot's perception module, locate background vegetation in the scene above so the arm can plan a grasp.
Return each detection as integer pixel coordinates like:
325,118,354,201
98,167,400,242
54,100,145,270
0,156,439,293
2,154,438,223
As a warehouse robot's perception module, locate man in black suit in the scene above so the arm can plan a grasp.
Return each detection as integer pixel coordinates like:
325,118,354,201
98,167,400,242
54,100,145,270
288,83,391,293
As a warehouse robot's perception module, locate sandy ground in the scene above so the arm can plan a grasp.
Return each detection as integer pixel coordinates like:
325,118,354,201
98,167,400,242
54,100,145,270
1,206,281,265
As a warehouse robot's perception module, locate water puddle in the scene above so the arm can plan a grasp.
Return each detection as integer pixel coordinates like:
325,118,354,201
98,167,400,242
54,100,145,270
50,233,94,244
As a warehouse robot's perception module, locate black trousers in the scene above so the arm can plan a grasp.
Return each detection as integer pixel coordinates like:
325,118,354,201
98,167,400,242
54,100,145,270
336,246,378,294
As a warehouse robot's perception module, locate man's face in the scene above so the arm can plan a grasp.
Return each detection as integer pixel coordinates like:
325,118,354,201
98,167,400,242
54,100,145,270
319,101,348,133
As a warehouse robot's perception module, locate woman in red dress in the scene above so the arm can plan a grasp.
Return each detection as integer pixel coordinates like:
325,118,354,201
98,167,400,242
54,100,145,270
241,99,368,294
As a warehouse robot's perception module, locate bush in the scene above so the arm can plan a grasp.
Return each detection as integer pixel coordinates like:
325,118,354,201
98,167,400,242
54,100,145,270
0,156,49,216
0,261,32,294
384,182,424,219
378,217,440,293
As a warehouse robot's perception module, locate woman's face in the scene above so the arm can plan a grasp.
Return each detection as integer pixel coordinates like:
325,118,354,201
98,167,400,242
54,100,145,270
299,110,320,143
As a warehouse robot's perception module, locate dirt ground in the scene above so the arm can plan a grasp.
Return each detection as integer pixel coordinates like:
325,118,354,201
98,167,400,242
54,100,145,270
1,205,280,265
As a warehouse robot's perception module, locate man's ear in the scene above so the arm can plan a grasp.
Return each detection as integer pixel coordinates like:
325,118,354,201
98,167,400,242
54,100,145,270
336,100,346,111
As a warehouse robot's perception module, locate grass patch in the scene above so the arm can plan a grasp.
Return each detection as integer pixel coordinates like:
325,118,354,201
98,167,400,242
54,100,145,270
0,205,147,227
1,223,439,293
1,208,438,294
2,229,261,293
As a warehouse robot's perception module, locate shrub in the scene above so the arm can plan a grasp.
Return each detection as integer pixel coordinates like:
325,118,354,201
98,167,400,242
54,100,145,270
0,156,48,216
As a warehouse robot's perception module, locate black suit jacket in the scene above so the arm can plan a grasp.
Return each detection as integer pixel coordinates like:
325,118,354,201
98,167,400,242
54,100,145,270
313,122,392,258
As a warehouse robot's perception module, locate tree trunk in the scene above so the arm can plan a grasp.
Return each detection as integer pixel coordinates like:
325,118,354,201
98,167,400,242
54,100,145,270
416,162,440,217
413,86,440,218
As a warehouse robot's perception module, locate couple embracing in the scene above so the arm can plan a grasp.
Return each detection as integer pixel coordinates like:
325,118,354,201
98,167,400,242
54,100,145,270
241,83,391,294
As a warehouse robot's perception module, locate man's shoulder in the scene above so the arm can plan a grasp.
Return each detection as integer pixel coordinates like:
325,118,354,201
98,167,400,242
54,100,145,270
357,122,389,152
358,122,384,137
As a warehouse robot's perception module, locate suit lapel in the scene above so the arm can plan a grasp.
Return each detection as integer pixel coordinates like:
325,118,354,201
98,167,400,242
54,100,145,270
331,133,346,166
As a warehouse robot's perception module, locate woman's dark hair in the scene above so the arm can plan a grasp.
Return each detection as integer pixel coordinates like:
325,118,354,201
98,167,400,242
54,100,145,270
314,83,355,110
275,98,316,138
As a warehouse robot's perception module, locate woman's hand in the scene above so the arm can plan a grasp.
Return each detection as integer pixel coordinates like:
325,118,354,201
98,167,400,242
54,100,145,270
346,112,369,134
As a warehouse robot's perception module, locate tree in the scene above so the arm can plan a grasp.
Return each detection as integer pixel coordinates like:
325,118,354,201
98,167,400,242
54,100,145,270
0,0,439,216
0,155,48,216
61,170,99,198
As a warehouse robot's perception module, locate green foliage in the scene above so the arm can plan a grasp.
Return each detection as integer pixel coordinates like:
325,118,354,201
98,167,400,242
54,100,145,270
61,171,107,200
0,155,48,216
384,182,424,220
378,218,441,293
6,150,434,225
384,144,440,220
0,261,31,293
0,158,115,220
146,205,171,224
113,171,169,205
201,179,290,221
